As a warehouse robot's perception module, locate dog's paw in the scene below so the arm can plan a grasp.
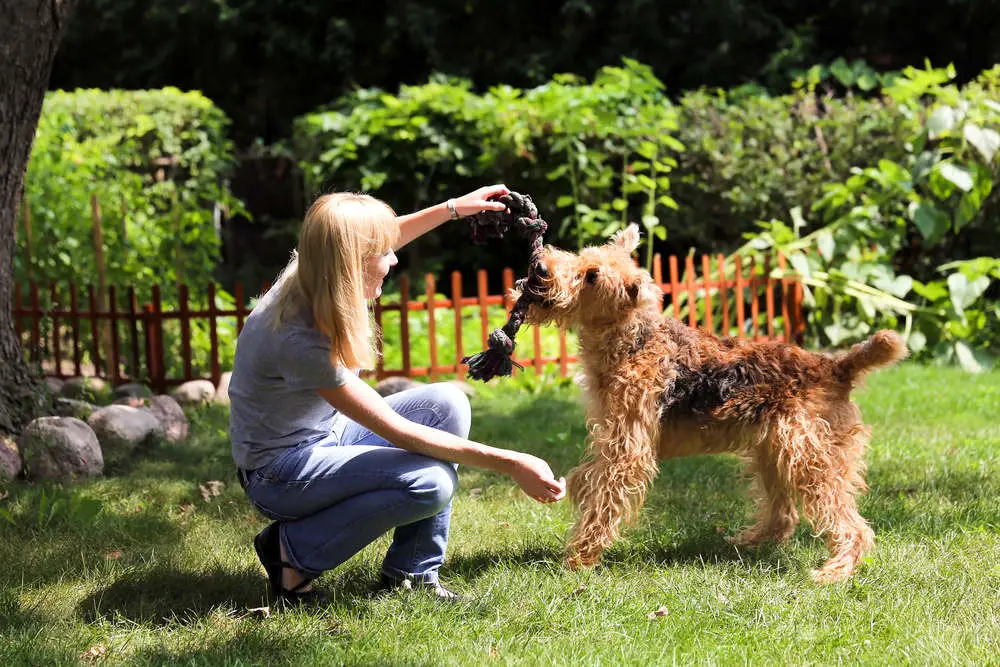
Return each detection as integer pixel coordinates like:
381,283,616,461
725,530,765,548
809,565,853,584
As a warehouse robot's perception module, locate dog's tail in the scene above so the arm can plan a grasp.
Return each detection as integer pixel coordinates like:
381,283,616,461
836,330,909,384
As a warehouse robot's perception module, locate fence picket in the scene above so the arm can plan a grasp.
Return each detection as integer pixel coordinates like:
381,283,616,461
701,254,713,333
765,257,775,339
128,287,140,380
88,285,102,379
426,274,438,381
735,255,745,339
51,285,61,376
451,271,463,374
70,284,81,376
109,286,121,384
179,284,192,381
208,282,220,385
685,255,697,328
477,269,489,349
669,255,681,319
717,254,729,338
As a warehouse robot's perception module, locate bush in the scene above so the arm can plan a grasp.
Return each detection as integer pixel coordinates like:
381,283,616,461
19,88,245,302
739,64,1000,369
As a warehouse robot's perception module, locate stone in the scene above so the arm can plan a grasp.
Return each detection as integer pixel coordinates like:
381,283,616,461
0,435,22,481
53,397,97,421
113,383,153,399
44,377,65,396
170,379,216,406
215,372,232,406
18,417,103,481
87,405,165,466
61,376,110,403
144,395,189,443
374,376,421,397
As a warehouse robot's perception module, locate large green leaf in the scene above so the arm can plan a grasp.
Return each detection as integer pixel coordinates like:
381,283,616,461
927,105,957,135
963,123,1000,163
911,203,949,244
947,272,991,316
937,162,974,192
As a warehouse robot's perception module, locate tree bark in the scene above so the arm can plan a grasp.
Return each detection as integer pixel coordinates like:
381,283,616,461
0,0,79,435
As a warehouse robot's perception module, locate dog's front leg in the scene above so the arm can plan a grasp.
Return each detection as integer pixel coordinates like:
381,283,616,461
565,416,659,569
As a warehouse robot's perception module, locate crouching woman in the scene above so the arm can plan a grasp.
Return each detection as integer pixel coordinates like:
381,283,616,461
228,187,566,604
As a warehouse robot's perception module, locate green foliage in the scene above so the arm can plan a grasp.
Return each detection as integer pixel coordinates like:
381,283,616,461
19,88,246,303
295,60,686,272
739,64,1000,369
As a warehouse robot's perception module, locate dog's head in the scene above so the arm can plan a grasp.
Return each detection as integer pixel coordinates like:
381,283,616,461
520,224,661,329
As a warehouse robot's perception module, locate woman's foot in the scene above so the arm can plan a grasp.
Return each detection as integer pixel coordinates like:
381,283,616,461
253,522,326,605
376,572,463,602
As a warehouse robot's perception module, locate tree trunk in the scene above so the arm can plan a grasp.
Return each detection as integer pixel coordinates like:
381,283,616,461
0,0,79,435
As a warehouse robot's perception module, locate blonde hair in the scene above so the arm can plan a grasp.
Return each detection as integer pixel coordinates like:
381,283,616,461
266,192,399,370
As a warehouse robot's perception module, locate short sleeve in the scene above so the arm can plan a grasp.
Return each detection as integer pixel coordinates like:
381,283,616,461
280,332,351,390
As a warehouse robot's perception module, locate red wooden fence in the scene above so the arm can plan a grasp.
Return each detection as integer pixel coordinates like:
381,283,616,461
11,253,803,391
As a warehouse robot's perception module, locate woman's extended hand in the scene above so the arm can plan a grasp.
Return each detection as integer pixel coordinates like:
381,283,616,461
508,452,567,504
452,184,511,217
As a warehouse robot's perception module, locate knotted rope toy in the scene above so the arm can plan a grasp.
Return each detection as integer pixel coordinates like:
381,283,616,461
461,191,548,382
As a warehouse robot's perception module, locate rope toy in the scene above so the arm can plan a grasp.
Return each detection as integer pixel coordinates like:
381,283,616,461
461,191,548,382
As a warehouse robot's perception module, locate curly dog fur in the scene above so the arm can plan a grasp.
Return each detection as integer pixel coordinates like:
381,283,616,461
521,224,907,583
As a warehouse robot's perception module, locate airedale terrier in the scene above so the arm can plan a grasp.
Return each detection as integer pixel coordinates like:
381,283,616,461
520,224,907,583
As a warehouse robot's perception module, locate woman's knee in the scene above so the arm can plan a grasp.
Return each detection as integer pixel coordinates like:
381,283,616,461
430,382,471,438
409,461,458,511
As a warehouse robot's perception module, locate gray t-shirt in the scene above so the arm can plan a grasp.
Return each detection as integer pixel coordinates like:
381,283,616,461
229,290,353,470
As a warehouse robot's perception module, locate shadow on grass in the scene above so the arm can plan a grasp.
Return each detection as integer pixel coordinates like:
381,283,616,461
78,564,267,625
0,511,184,588
128,633,314,667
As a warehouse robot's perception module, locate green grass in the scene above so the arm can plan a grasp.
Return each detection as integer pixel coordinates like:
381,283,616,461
1,364,998,665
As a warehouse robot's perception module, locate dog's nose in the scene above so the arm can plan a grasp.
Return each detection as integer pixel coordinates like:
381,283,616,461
534,260,549,278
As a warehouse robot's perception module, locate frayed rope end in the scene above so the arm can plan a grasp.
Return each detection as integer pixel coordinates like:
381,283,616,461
461,328,524,382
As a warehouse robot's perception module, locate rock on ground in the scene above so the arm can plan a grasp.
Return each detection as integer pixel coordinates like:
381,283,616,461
171,380,216,406
18,417,104,481
88,405,165,466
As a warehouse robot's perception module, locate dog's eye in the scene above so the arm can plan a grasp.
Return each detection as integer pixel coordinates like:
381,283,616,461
585,269,599,284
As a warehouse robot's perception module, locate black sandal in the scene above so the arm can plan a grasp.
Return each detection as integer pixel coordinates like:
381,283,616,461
253,522,326,605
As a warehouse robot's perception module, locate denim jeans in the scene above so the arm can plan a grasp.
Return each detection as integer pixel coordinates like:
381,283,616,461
242,382,471,583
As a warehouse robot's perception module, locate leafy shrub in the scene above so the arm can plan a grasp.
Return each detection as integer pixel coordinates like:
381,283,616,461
741,64,1000,369
18,88,246,302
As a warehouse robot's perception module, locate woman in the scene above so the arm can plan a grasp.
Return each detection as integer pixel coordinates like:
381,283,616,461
229,185,566,604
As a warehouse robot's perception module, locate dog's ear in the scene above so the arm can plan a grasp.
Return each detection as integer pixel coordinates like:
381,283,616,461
610,224,640,254
626,276,641,304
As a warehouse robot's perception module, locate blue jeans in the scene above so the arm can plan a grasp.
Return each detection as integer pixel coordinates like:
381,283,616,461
243,382,471,583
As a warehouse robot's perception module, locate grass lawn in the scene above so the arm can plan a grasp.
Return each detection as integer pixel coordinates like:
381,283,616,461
1,364,998,665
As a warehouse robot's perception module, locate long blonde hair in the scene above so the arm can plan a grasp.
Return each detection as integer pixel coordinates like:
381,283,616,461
266,192,399,370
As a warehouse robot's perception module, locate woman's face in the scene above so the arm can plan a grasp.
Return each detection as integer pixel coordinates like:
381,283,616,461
364,248,398,299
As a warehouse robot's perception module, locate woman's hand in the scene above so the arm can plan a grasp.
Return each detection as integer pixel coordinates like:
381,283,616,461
507,452,567,503
451,184,511,218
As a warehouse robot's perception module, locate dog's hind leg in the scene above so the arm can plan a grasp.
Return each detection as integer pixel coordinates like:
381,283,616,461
727,447,799,547
774,410,874,583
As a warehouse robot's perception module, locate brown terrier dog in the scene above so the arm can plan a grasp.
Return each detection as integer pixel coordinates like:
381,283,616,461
521,224,907,583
